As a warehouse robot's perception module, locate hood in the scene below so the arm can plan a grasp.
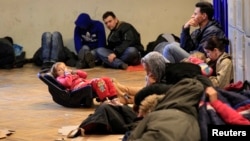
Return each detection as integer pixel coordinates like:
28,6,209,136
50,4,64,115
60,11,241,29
156,78,204,117
75,13,92,29
138,78,204,118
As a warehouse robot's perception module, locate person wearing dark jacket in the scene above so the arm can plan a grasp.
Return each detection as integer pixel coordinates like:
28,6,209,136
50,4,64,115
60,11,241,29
74,13,106,68
162,1,226,63
96,11,144,70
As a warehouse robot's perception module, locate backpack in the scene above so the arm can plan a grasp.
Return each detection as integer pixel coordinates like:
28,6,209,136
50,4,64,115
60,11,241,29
33,46,78,67
0,37,26,69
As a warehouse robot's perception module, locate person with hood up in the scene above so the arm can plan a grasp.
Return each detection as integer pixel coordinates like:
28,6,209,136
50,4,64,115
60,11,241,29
162,1,226,63
74,13,106,68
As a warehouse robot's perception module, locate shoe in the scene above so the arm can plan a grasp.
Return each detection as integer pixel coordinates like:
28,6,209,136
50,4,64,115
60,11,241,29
119,63,128,70
84,51,95,68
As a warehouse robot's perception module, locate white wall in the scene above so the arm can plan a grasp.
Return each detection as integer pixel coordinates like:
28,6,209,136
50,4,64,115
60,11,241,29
228,0,250,81
0,0,198,58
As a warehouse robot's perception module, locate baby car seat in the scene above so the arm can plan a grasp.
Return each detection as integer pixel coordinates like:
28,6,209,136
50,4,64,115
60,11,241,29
37,69,93,108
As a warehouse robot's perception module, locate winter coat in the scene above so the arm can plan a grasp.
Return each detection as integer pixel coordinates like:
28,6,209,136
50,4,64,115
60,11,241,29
79,104,137,134
127,78,204,141
106,21,144,56
74,13,106,53
180,20,226,53
208,52,233,88
56,70,89,90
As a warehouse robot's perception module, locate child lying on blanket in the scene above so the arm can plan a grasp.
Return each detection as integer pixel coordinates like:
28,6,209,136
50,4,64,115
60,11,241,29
50,62,123,105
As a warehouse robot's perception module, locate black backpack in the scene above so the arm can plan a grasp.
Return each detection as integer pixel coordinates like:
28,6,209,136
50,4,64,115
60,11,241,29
0,37,26,69
33,46,78,67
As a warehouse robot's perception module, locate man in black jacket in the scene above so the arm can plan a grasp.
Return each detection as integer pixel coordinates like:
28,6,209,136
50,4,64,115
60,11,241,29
96,11,144,70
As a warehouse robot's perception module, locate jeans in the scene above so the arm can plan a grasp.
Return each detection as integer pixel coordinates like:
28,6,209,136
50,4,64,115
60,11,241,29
96,47,141,69
153,41,170,54
162,42,190,63
78,45,97,60
42,31,64,63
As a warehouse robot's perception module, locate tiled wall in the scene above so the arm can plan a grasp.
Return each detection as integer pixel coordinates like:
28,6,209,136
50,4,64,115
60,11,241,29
228,0,250,81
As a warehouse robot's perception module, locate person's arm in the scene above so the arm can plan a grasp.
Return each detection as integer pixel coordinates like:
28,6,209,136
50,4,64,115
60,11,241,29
75,70,88,79
56,75,74,89
209,57,233,88
206,87,250,125
180,18,197,52
74,27,83,53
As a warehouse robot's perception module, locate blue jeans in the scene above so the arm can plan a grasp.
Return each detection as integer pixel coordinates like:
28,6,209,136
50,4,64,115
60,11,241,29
153,41,170,54
162,42,190,63
42,31,64,63
96,47,141,69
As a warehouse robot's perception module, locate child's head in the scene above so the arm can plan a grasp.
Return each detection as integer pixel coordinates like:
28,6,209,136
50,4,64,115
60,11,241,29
50,62,67,77
182,51,206,64
190,51,206,62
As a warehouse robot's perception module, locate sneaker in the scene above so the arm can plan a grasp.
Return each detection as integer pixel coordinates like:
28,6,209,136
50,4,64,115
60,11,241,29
84,51,95,68
119,63,128,70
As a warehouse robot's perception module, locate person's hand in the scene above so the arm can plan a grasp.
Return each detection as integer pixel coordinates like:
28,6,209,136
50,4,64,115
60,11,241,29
145,73,156,86
205,86,218,102
64,68,74,76
71,70,77,75
108,53,116,63
184,18,198,28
